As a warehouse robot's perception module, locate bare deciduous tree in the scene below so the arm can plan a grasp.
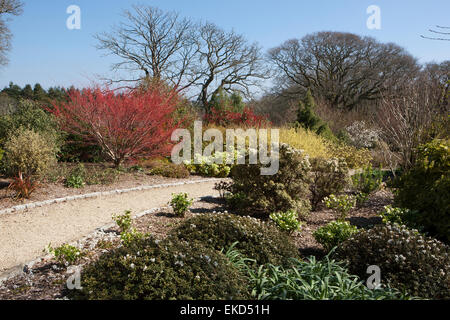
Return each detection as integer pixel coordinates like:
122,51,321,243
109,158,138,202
95,5,199,91
0,0,23,66
375,80,444,168
268,32,419,110
194,22,267,111
421,25,450,41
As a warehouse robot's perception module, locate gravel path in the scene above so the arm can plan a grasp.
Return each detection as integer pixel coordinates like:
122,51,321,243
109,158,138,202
0,179,220,274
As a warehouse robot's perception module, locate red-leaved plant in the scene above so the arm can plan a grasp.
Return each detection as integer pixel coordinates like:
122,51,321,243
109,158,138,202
8,172,40,199
204,106,270,128
49,86,181,167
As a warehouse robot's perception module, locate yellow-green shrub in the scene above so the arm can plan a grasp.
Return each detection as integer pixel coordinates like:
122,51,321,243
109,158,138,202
3,128,58,177
279,127,331,159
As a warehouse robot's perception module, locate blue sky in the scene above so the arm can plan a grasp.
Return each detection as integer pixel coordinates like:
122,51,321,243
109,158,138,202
1,0,449,89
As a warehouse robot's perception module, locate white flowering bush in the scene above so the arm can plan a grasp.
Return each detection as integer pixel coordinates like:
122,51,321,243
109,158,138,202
270,210,303,234
336,223,450,299
345,121,380,149
323,194,356,220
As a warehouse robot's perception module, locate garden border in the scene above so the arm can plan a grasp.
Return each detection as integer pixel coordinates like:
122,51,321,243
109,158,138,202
0,178,220,216
0,194,217,284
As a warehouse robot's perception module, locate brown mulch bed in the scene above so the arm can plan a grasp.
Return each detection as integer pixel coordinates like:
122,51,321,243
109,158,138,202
0,162,204,210
0,190,392,300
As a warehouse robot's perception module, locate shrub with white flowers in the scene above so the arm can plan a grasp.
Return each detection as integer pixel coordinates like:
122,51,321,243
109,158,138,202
335,223,450,299
345,121,380,149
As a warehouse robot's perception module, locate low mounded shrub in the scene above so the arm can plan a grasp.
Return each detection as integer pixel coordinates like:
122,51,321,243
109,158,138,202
394,139,450,243
309,158,349,210
313,221,358,252
140,157,190,179
169,193,193,217
335,224,450,299
70,236,250,300
269,210,303,234
229,144,311,218
171,213,300,267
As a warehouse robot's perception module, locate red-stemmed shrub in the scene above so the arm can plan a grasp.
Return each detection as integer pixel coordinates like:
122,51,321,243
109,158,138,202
8,172,40,199
204,106,270,127
49,86,180,167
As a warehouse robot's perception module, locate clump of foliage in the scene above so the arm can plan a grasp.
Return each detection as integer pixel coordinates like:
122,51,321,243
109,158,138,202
169,193,193,217
352,165,383,194
3,128,58,178
269,210,303,234
323,194,356,221
0,100,61,146
355,191,370,207
336,223,450,299
50,85,181,167
309,158,349,210
46,243,84,267
112,211,145,247
171,213,299,267
229,144,311,218
184,152,233,178
313,221,358,252
140,157,189,178
65,163,86,188
226,248,411,300
378,205,419,228
393,139,450,243
70,236,250,300
7,172,39,199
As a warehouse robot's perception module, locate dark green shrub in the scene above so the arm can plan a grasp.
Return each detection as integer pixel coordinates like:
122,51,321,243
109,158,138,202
309,158,349,210
171,213,299,267
229,144,311,218
394,139,450,243
70,236,250,300
0,100,61,145
335,224,450,299
351,165,383,194
313,221,358,252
